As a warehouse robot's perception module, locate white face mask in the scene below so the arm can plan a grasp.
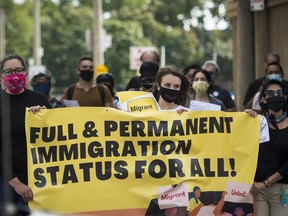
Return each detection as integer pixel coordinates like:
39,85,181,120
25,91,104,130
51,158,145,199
267,74,282,81
192,80,209,97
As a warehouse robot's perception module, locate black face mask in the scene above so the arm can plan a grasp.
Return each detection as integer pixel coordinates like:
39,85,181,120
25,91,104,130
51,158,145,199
79,69,94,81
141,79,155,90
159,86,180,103
266,96,286,112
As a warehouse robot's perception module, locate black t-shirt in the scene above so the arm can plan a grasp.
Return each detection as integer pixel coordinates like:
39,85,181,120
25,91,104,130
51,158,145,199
0,89,51,185
125,76,142,90
254,125,288,183
209,85,235,109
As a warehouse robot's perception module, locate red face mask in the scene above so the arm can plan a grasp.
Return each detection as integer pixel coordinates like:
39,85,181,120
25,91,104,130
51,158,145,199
3,73,26,94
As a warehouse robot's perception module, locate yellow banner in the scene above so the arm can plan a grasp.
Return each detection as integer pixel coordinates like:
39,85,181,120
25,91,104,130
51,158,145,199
25,108,260,215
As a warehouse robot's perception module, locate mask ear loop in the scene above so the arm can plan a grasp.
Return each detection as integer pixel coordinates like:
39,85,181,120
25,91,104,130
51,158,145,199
156,83,161,92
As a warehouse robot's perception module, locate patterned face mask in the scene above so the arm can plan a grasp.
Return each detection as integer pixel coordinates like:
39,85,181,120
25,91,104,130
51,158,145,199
3,73,26,94
192,80,209,97
266,96,286,112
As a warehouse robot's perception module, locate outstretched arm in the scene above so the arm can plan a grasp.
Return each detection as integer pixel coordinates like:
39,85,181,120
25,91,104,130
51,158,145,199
9,177,33,203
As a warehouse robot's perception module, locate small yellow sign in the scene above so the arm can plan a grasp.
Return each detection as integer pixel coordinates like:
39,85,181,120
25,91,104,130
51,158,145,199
127,97,159,112
117,91,161,112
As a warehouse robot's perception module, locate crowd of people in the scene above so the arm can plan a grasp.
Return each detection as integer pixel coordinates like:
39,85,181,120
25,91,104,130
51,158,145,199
0,50,288,216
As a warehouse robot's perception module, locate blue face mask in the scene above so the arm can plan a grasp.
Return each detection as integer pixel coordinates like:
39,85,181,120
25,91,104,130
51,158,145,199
267,74,282,81
33,83,50,97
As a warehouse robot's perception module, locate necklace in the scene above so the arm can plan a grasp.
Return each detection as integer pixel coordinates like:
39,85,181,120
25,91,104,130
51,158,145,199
264,112,287,130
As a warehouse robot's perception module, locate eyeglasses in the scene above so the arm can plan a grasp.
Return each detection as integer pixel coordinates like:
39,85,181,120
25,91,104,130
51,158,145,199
2,67,26,76
265,89,287,98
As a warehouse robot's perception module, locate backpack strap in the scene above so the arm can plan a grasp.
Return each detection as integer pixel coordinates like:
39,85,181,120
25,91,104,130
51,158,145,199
98,84,106,106
67,84,75,100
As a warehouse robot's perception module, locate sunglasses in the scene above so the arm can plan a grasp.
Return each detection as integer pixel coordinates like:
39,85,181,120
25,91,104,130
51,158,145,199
265,89,287,98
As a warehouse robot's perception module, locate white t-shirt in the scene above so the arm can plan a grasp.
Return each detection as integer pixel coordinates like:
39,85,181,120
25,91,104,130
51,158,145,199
252,92,261,111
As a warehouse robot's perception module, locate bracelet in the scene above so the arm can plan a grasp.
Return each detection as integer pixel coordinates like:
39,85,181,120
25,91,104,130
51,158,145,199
263,180,268,187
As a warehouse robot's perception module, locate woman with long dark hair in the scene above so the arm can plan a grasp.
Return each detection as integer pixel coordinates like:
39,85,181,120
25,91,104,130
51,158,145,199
0,54,51,215
250,79,288,215
151,66,190,111
190,69,226,111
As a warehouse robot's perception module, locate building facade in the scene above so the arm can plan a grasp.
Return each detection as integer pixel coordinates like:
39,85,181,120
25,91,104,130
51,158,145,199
227,0,288,110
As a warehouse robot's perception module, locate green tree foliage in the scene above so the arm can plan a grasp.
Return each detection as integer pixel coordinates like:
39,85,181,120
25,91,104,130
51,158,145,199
41,0,93,89
2,0,232,92
1,0,33,61
103,0,203,90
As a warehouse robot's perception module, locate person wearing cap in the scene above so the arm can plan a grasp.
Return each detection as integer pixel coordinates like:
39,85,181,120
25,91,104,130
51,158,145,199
129,61,159,92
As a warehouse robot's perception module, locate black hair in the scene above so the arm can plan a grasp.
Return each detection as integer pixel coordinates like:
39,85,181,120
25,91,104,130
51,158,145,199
265,61,283,74
190,69,213,94
96,73,116,98
191,68,212,83
30,73,51,87
182,64,202,75
96,73,115,88
152,66,189,106
259,79,288,114
78,56,93,66
0,54,26,72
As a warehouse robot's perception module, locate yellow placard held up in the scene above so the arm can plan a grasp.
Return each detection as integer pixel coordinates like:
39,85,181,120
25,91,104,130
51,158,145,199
117,91,161,112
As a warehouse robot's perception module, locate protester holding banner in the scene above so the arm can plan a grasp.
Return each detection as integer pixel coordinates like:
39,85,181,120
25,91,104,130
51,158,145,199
150,66,190,214
152,66,190,110
189,69,226,111
0,54,51,215
251,79,288,215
